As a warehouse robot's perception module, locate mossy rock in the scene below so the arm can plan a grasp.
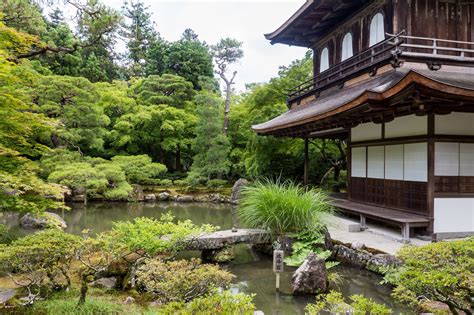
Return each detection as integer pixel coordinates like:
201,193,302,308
19,212,67,230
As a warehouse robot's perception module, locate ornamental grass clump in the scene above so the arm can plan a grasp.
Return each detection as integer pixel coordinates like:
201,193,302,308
238,179,333,236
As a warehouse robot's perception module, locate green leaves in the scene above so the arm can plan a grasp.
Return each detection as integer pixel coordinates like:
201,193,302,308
111,155,166,185
135,259,234,303
238,179,333,236
385,238,474,313
100,214,216,258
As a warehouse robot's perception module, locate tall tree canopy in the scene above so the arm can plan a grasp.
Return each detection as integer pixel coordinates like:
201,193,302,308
121,0,159,77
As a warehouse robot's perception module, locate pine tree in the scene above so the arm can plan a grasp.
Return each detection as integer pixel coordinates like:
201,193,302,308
188,92,230,182
121,0,159,77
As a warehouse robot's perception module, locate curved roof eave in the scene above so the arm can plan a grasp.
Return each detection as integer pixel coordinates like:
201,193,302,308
264,0,315,42
252,69,474,135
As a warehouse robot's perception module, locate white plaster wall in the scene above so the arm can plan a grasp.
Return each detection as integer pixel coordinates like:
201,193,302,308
434,198,474,233
385,115,427,138
351,123,382,142
385,145,404,180
351,147,367,178
460,143,474,176
367,146,385,179
404,143,428,182
435,142,460,176
435,112,474,135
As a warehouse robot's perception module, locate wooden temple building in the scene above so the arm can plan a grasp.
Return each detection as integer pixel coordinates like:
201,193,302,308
253,0,474,241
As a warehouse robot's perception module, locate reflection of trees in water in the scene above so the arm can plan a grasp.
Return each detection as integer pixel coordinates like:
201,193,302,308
60,202,235,235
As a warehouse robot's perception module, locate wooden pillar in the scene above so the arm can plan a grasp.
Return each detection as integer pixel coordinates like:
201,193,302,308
427,113,435,238
304,138,309,186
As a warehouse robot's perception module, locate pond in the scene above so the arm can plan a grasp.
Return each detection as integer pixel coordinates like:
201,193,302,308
3,202,408,314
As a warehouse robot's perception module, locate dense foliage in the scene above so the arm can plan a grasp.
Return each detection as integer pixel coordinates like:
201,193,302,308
135,258,234,303
385,238,474,314
0,229,80,301
305,290,392,315
238,179,333,236
160,289,255,314
100,214,216,258
0,0,347,213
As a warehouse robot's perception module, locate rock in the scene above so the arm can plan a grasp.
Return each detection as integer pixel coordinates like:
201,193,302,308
291,252,329,295
334,244,371,268
194,195,210,202
144,194,156,202
157,192,170,201
89,277,117,289
177,195,194,203
20,212,67,229
230,178,249,204
419,301,451,314
367,254,402,273
123,296,135,305
0,289,17,305
187,229,269,251
253,311,265,315
323,229,334,252
351,242,365,250
71,194,86,203
130,185,144,202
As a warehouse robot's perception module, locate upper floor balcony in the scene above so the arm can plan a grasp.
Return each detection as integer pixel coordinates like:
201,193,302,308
288,32,474,106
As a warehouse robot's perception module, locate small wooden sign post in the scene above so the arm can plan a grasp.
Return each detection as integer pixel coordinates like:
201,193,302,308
273,249,284,292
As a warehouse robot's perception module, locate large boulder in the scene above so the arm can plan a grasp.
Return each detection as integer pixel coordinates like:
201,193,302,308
20,212,67,229
367,254,402,273
334,244,372,268
157,192,171,201
89,277,117,289
144,194,156,202
291,252,329,295
230,178,249,204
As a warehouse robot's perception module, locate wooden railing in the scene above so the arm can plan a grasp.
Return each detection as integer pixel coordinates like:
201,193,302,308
389,33,474,61
288,31,474,103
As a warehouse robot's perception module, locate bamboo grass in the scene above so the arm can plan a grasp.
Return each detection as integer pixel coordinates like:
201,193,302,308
237,179,333,236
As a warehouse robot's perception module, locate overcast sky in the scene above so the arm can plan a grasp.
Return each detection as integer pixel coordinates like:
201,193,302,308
65,0,309,91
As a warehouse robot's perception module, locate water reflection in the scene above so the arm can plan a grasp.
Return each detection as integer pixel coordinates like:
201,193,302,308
5,202,409,314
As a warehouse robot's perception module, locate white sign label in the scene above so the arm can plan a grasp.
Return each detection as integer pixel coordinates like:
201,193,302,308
273,250,284,273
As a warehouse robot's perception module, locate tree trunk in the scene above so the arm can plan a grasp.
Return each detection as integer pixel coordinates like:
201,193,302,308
51,134,61,148
223,83,231,136
175,145,181,172
78,273,88,306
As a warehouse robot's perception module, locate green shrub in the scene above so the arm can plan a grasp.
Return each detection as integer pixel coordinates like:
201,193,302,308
48,162,131,201
157,179,173,187
385,238,474,314
206,179,228,189
158,290,255,314
111,155,166,185
30,298,124,314
305,290,391,315
0,224,12,244
173,179,189,187
238,179,333,236
0,229,81,295
100,214,216,258
136,259,234,303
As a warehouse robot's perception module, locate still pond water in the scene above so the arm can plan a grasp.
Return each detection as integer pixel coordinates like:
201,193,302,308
5,202,409,314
